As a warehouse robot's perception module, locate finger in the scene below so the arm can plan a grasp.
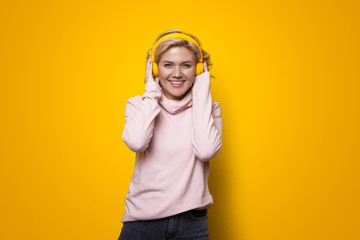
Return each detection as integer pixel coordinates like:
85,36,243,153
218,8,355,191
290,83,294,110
145,59,151,82
146,60,154,80
145,61,149,78
149,61,153,76
146,59,151,75
203,62,208,72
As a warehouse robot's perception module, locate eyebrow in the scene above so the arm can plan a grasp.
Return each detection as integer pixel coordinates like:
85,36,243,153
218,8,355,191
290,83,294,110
162,60,194,63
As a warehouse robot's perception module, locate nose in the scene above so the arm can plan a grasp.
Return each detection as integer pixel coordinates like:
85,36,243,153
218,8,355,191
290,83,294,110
172,66,183,78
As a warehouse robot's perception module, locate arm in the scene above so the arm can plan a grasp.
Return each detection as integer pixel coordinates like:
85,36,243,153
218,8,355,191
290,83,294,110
192,71,223,161
122,80,162,152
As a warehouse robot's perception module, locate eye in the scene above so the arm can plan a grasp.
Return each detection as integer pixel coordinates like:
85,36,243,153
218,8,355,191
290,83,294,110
183,64,191,68
164,63,172,67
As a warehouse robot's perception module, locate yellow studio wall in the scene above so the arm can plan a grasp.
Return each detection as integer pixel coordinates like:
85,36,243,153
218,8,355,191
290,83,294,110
0,0,359,239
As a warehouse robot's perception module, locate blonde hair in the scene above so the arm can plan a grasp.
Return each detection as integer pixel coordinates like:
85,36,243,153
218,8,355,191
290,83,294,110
147,29,214,78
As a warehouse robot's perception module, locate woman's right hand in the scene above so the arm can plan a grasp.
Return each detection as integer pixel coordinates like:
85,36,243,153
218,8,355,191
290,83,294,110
144,57,159,84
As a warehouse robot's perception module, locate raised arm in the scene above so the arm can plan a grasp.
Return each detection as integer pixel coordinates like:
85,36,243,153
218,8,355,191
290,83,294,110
192,71,223,161
122,80,162,152
122,58,162,152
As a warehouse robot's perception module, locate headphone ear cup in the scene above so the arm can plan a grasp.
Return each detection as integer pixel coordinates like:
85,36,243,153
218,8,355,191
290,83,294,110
152,62,159,78
196,62,204,76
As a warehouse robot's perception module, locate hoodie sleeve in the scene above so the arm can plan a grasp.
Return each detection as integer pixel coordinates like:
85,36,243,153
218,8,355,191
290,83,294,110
192,72,223,161
122,81,162,152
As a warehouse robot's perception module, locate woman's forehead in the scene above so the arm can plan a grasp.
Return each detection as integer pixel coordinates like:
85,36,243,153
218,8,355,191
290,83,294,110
160,47,196,62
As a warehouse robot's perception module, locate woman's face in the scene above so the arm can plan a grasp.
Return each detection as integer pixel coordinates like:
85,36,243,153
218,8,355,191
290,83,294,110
158,47,197,100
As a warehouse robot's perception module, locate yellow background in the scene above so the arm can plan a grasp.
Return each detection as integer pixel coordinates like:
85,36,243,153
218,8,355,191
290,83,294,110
1,0,359,239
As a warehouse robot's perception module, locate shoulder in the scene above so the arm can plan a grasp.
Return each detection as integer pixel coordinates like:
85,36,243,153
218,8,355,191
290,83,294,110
211,100,222,118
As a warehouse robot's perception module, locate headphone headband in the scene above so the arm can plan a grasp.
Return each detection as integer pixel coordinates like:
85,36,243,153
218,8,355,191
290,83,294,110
149,33,203,63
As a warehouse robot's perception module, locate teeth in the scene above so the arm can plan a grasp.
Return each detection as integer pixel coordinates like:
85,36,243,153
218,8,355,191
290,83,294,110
170,81,184,84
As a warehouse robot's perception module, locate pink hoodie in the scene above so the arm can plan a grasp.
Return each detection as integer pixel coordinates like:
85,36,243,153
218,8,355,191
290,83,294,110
121,71,222,222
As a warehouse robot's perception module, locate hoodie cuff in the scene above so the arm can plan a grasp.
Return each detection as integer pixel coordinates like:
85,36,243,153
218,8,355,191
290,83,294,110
144,80,162,101
193,71,211,91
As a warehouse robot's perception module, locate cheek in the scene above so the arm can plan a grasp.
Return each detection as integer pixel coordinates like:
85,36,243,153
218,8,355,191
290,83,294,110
158,67,171,78
186,68,196,78
186,70,196,81
159,78,167,87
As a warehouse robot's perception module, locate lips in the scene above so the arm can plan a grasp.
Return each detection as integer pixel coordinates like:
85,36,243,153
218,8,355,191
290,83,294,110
168,80,186,88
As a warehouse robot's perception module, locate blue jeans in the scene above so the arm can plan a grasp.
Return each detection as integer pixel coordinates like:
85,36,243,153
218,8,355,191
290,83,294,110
118,209,209,240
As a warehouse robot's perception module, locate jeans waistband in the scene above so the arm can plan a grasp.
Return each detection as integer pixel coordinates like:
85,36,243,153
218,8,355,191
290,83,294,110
188,208,207,217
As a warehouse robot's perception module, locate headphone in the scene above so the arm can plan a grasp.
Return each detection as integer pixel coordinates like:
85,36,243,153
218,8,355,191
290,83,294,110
148,33,204,78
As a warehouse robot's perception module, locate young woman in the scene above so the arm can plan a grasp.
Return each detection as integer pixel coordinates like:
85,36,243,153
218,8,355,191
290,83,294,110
118,29,223,240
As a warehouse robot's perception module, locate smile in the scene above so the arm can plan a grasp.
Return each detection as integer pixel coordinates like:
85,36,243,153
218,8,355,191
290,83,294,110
168,80,186,88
